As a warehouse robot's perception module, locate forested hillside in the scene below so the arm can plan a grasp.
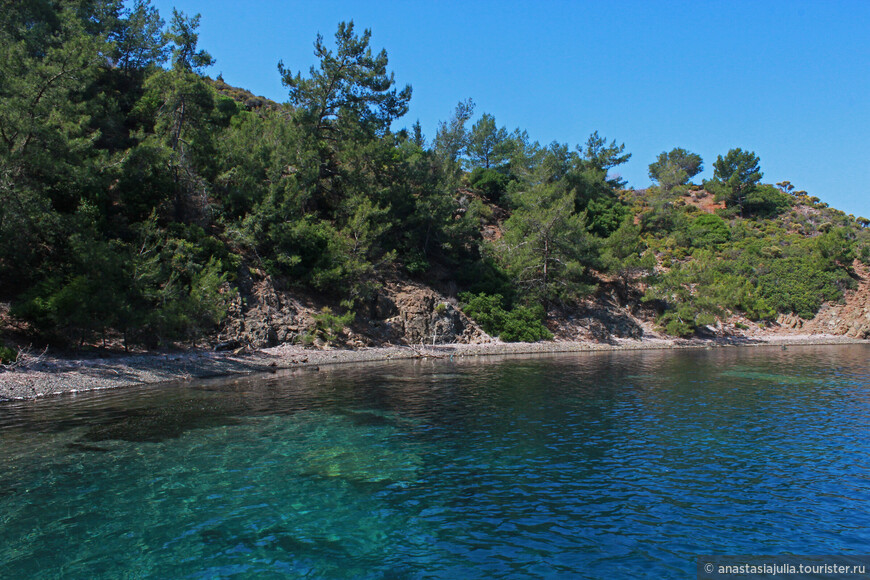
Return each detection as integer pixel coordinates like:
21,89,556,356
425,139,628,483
2,0,869,356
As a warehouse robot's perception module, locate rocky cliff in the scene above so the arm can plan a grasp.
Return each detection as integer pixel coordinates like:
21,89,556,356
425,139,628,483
218,269,489,349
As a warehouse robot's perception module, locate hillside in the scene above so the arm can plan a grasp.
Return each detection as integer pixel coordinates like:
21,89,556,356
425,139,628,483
195,186,870,353
1,3,869,365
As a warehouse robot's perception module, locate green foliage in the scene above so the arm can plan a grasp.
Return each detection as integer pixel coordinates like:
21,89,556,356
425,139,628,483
709,148,763,213
567,132,632,236
585,194,630,237
639,200,689,235
459,293,552,342
689,213,730,248
658,305,701,337
496,180,599,305
166,9,214,73
466,113,511,170
403,249,430,275
0,4,864,352
499,304,554,342
459,292,506,333
0,346,17,365
434,99,474,167
113,0,169,73
308,307,355,343
713,148,762,190
742,184,792,217
278,20,411,139
757,256,849,319
644,208,856,334
469,167,510,202
580,131,631,184
644,255,727,336
456,258,516,304
0,3,103,294
114,139,175,221
649,147,703,191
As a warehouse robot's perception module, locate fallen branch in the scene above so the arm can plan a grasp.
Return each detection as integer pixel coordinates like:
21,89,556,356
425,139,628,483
0,344,49,372
405,343,448,359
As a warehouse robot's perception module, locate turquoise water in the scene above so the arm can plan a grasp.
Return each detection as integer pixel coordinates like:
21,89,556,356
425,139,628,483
1,345,869,578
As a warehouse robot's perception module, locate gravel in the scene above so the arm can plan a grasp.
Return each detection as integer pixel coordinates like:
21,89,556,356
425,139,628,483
1,334,866,401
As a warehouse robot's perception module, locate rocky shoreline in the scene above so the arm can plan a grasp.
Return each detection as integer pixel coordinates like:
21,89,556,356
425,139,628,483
1,334,867,402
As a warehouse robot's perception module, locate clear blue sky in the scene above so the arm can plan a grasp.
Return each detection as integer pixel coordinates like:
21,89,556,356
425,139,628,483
149,0,870,217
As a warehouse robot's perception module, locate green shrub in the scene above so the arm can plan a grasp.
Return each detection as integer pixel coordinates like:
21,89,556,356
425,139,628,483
664,317,694,338
0,346,17,365
459,292,507,334
403,249,430,275
459,292,552,342
689,213,730,248
757,257,848,319
469,167,511,203
499,304,553,342
742,184,792,217
658,304,704,337
308,307,355,343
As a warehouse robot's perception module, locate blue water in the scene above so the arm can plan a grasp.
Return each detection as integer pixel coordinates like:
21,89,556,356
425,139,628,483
1,345,869,578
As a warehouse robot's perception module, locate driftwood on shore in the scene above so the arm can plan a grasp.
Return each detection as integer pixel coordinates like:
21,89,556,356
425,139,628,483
404,344,450,359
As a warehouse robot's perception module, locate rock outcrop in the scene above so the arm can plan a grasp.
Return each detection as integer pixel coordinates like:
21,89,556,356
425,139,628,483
555,307,646,342
220,269,312,348
218,271,488,348
387,284,486,344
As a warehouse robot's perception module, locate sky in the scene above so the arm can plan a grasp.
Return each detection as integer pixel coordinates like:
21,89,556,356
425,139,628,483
148,0,870,217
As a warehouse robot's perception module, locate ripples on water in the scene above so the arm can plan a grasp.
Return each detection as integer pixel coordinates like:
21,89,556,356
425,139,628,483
0,345,869,578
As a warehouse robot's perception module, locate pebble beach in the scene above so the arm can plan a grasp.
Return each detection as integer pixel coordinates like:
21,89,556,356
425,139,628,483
1,334,867,401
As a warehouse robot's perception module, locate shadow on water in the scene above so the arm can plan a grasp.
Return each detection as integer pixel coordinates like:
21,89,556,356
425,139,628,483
339,409,397,427
80,404,245,443
65,441,111,453
198,524,352,559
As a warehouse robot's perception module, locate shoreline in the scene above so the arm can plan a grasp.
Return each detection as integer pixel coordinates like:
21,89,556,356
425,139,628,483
1,334,867,402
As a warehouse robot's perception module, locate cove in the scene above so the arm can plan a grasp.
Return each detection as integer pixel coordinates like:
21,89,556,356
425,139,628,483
1,344,869,578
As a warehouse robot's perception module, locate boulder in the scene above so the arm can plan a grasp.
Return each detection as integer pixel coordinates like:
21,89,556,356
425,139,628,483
389,286,485,344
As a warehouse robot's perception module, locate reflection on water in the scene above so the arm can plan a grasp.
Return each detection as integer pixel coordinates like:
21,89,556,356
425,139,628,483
1,345,869,578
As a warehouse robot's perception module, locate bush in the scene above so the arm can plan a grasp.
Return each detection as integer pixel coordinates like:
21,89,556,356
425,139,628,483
469,167,511,203
308,307,355,343
0,346,17,365
459,292,552,342
689,213,730,248
657,304,706,337
757,257,848,319
743,184,792,217
459,292,507,333
403,249,429,275
499,304,553,342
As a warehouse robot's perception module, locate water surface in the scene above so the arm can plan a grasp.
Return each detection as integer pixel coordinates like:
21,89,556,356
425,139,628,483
1,345,869,578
